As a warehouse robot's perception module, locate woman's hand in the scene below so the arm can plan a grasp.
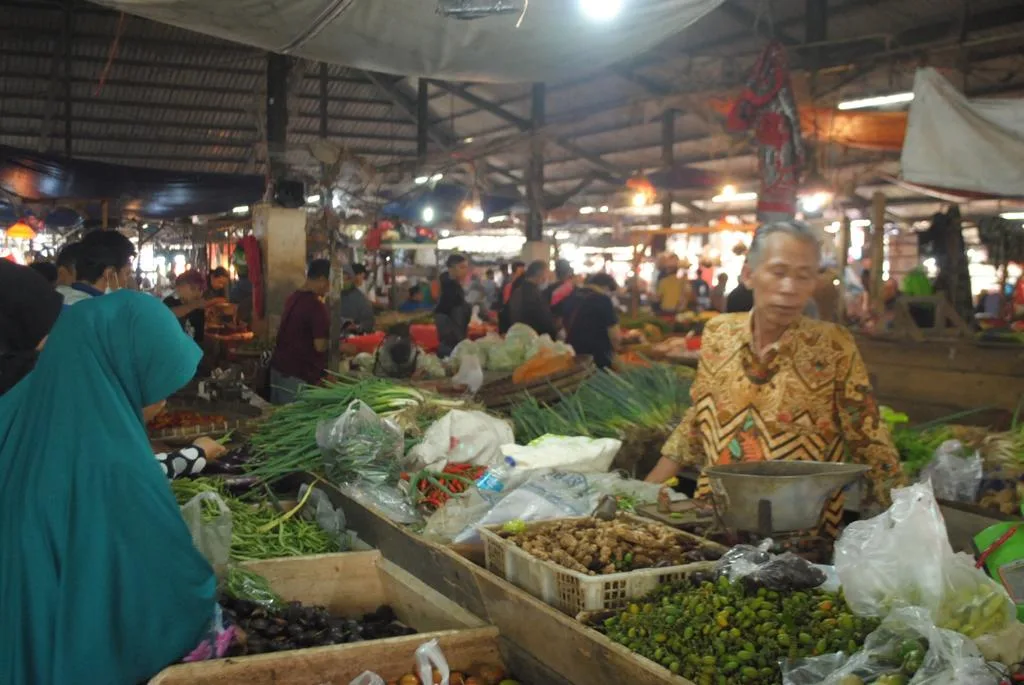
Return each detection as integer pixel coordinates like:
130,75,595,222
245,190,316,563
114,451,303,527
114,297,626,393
192,436,227,460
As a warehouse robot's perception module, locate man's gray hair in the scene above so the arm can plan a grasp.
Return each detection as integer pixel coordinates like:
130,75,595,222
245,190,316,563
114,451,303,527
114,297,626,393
746,220,822,270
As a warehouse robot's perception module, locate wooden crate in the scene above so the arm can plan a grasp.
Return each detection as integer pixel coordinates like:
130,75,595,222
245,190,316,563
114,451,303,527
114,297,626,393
150,551,489,685
324,483,694,685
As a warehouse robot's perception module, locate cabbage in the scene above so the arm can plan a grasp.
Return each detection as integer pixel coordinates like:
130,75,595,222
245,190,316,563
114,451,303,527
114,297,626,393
506,323,538,347
416,353,447,379
450,339,486,372
487,342,526,371
352,352,374,372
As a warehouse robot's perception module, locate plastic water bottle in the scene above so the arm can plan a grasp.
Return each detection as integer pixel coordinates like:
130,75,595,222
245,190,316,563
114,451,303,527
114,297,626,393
475,456,516,494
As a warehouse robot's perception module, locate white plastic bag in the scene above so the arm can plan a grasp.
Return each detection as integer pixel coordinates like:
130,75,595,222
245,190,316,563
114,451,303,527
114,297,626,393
451,352,484,392
407,410,514,470
348,672,385,685
501,434,621,473
835,481,1015,639
180,491,233,575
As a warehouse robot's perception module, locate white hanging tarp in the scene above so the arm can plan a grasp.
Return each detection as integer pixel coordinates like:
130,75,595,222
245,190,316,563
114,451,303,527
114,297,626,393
89,0,725,83
901,68,1024,197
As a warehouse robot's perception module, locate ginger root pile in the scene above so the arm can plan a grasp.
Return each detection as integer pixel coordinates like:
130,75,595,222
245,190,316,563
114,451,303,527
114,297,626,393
504,518,721,575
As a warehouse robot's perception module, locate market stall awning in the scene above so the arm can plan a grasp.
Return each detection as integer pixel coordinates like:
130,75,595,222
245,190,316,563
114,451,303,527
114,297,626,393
0,145,265,219
88,0,724,83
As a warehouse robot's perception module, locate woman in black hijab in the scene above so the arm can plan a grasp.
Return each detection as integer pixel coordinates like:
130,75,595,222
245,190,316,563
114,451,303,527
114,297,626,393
0,260,64,395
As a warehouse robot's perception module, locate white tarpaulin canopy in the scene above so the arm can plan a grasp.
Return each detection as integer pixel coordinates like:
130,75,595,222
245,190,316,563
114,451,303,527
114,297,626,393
89,0,724,83
901,68,1024,197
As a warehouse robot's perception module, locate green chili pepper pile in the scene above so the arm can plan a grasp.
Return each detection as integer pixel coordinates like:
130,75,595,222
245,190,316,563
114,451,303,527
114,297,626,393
172,478,340,561
600,575,879,685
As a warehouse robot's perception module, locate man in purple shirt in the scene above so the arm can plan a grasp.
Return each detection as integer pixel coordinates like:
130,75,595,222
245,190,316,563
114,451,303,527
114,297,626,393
269,259,331,404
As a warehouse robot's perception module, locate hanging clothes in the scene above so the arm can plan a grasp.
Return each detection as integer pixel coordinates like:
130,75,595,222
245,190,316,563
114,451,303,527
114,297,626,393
0,291,216,684
727,41,805,221
239,235,264,319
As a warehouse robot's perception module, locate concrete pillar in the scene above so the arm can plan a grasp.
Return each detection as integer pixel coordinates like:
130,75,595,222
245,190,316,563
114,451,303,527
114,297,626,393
252,203,307,335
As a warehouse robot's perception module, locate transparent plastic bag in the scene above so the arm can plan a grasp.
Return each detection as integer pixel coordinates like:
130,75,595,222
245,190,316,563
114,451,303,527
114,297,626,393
835,482,1016,639
920,440,983,503
337,481,422,525
781,607,1001,685
297,483,352,551
222,566,282,607
348,672,386,685
715,539,827,591
180,491,233,575
316,399,404,485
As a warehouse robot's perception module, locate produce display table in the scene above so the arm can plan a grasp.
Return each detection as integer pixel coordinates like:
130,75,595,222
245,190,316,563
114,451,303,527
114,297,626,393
321,483,696,685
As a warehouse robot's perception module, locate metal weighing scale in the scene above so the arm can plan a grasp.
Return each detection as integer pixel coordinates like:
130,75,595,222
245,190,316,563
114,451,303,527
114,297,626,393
702,461,871,537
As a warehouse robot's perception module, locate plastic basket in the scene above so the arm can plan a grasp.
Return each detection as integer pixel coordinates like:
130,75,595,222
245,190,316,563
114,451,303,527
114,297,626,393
478,514,725,615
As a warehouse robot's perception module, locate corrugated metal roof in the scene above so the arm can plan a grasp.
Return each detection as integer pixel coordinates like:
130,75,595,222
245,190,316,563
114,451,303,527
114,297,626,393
1,0,1023,219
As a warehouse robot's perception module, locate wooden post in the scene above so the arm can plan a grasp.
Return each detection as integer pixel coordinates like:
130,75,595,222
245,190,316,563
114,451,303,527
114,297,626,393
837,214,850,322
654,110,675,255
101,199,109,229
869,191,886,316
266,53,291,181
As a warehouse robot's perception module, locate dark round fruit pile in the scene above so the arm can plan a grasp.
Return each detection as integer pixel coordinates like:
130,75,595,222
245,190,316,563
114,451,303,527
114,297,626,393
222,597,416,656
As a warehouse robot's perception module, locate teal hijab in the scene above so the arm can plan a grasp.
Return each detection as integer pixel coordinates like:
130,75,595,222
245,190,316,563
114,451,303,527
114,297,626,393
0,290,216,685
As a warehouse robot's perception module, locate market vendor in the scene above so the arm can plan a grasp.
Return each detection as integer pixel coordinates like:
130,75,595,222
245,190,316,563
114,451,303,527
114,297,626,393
645,220,905,537
0,291,228,684
164,269,226,344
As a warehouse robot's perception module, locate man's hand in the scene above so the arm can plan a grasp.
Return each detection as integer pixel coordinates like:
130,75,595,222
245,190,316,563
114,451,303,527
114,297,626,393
204,297,229,308
193,436,227,460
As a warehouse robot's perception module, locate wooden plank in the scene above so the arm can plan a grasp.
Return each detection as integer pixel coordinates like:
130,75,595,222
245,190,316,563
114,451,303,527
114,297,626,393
868,361,1022,412
378,557,486,632
856,335,1024,377
151,628,503,685
240,551,385,615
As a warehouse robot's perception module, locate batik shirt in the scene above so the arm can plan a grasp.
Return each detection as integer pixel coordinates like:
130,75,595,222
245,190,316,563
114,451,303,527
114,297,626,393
662,312,905,537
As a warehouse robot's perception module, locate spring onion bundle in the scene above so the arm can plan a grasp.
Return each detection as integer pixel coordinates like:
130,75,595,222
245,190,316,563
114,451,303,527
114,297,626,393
172,478,340,561
511,363,693,443
247,375,464,483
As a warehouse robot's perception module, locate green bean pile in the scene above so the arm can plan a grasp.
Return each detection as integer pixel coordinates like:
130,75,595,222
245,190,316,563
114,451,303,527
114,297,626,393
601,575,879,685
172,478,340,561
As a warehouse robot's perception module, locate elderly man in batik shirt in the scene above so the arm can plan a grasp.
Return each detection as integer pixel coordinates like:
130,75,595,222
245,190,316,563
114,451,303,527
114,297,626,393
645,221,905,538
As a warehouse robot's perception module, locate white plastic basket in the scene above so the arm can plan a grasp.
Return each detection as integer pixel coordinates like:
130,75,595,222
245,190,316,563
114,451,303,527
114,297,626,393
478,514,725,615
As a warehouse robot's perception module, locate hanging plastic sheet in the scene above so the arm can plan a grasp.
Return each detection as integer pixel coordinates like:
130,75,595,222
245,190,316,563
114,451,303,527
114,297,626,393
88,0,725,83
901,68,1024,198
0,144,264,219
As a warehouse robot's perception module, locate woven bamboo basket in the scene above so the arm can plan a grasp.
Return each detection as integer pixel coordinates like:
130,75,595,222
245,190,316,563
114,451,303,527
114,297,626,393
478,355,595,413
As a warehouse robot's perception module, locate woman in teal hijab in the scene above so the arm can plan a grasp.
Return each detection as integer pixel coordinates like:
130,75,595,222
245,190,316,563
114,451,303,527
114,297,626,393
0,290,217,684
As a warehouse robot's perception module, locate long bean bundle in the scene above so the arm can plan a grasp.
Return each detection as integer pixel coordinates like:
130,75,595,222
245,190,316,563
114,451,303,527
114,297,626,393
511,363,693,443
172,478,340,561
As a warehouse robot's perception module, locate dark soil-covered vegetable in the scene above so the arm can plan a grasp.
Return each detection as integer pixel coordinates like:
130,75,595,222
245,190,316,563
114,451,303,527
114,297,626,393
502,517,722,575
222,597,416,656
599,575,879,685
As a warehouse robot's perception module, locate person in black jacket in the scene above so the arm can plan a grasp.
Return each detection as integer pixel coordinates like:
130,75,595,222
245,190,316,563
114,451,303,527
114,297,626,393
508,260,557,338
435,253,471,357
